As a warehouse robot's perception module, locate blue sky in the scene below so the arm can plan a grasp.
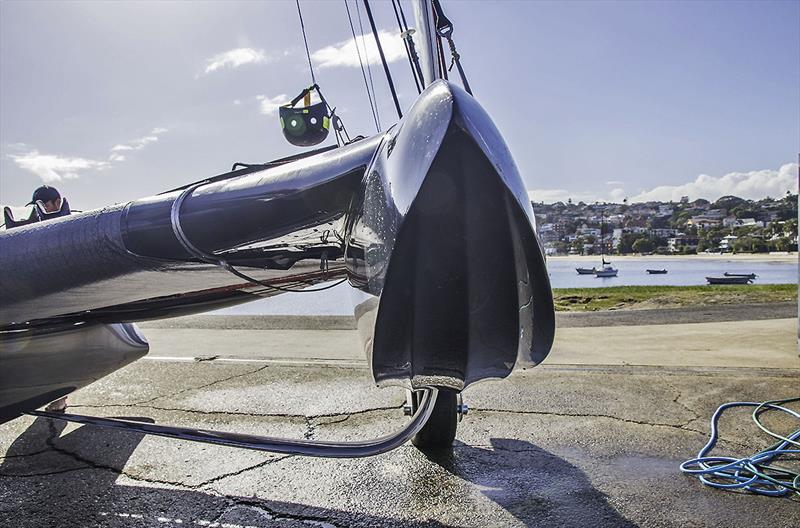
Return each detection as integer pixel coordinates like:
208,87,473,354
1,0,798,210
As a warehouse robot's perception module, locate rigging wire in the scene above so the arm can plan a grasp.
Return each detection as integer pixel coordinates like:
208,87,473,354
362,0,403,120
354,0,381,131
295,0,317,85
344,0,381,133
390,0,422,94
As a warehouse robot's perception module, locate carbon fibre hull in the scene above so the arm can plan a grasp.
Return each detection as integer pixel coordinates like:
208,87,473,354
0,80,554,419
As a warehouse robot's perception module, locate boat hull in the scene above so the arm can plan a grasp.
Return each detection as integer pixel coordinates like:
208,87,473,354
707,276,752,285
0,322,148,422
595,270,618,277
345,81,555,391
0,80,555,416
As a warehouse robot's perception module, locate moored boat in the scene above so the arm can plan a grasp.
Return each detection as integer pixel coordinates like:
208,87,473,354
576,267,596,275
706,276,752,285
724,272,757,279
595,262,618,277
646,269,668,274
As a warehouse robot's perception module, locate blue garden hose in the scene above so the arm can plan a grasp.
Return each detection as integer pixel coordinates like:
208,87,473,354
680,397,800,497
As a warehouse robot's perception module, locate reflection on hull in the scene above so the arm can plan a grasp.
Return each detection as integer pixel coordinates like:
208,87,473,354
0,322,148,422
346,81,555,391
0,81,553,421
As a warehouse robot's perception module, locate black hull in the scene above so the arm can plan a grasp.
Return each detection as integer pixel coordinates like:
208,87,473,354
0,80,554,417
345,82,554,390
706,276,752,285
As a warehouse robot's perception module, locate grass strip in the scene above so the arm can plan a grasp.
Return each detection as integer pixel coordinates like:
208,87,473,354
552,284,797,312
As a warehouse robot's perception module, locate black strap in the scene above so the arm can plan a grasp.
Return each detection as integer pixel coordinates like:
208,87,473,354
289,84,321,107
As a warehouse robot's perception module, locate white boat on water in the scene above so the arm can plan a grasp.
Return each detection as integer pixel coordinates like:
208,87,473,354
595,258,618,278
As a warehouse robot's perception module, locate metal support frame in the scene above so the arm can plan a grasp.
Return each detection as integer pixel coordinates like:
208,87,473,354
27,388,438,458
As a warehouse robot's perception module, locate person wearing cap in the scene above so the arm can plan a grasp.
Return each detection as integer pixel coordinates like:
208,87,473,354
27,185,63,214
27,185,70,412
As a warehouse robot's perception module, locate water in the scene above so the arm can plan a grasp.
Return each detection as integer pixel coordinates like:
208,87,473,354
548,256,797,289
213,256,797,316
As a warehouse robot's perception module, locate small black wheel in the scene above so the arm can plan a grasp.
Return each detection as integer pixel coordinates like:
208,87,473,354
411,389,458,449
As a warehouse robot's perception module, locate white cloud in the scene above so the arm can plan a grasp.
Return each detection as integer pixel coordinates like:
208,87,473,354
312,30,405,69
8,150,109,183
256,94,288,116
110,144,134,152
630,163,798,202
528,163,799,205
605,180,623,186
6,127,167,183
233,99,242,106
527,189,602,204
111,128,167,152
203,48,268,74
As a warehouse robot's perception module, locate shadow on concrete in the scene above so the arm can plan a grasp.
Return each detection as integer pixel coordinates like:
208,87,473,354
0,417,453,527
1,421,636,527
420,438,638,528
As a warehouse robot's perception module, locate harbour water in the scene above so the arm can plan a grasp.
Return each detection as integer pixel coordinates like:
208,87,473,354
214,255,797,316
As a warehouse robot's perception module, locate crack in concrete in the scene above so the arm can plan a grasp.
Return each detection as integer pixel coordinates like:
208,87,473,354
229,498,347,528
0,448,50,461
76,364,272,409
1,417,293,489
197,455,295,491
0,466,97,478
475,407,706,434
661,377,702,429
68,402,405,422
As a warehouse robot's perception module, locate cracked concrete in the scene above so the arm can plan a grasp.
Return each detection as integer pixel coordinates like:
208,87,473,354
1,311,798,527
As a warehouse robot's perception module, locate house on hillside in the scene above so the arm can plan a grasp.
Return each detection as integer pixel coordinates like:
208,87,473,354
687,216,721,229
668,236,699,253
719,235,737,252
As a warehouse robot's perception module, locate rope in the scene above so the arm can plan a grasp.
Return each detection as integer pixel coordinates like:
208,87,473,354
362,0,403,119
344,0,381,133
354,0,381,131
680,397,800,497
170,181,348,294
295,0,316,85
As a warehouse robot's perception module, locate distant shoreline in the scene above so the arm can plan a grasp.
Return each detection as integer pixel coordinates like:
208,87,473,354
548,253,797,262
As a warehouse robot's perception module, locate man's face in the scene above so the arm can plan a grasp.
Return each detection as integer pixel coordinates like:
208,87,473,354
43,198,62,213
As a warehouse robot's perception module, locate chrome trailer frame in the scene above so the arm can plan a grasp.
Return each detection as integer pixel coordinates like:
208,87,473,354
27,389,438,458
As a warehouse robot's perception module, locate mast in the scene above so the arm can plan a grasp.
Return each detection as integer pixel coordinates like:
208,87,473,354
412,0,439,87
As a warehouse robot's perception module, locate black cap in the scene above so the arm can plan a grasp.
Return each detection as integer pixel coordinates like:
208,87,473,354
27,185,61,206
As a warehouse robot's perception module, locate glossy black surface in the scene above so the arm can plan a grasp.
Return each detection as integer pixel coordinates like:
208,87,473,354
0,136,380,328
0,80,554,423
345,81,555,391
0,322,148,423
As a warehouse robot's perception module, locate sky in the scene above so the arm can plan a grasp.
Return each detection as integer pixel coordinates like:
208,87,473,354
1,0,798,211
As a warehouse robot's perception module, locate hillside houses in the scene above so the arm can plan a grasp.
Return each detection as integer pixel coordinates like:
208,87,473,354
532,193,797,255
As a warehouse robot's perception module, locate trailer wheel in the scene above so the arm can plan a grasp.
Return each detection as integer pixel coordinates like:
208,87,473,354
411,389,458,448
